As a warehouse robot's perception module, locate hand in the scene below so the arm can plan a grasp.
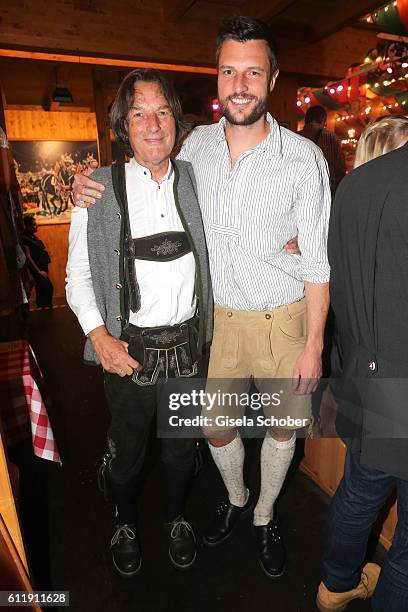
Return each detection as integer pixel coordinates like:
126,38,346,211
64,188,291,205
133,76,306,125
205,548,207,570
73,160,104,208
39,270,48,278
89,326,141,376
292,344,322,395
284,235,301,255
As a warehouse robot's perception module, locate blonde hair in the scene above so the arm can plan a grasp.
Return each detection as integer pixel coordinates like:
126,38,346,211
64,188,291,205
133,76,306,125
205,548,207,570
354,115,408,168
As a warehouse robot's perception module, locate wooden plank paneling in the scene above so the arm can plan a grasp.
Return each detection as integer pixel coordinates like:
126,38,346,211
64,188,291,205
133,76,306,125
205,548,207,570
311,0,386,41
4,110,97,141
36,223,70,305
242,0,296,20
0,0,378,80
268,73,298,131
0,429,28,572
93,70,112,166
163,0,198,21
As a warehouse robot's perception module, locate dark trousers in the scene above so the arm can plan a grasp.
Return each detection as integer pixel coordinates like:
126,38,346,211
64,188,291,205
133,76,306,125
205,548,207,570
104,371,196,525
33,272,53,308
322,449,408,611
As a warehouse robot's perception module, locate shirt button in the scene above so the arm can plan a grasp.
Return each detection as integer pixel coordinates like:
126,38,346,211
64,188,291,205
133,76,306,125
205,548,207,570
161,214,165,218
368,360,376,371
114,249,120,255
116,212,121,219
265,313,271,319
115,283,122,290
227,311,233,318
116,315,122,321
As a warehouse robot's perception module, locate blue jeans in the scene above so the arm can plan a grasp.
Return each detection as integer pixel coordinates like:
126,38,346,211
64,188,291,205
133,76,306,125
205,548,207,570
322,449,408,612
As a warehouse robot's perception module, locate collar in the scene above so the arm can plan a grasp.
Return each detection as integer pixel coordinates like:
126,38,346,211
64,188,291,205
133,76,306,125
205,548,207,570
215,112,282,159
127,157,173,183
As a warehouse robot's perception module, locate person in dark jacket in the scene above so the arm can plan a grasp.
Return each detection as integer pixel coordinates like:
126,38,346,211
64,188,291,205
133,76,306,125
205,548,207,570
316,115,408,612
22,215,53,308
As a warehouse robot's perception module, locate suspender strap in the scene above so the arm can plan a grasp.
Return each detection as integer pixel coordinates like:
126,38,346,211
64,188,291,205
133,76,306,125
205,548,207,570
111,162,141,315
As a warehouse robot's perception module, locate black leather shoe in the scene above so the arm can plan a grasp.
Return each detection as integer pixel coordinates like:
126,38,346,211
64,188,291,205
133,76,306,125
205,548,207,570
165,516,197,570
110,524,142,578
203,493,253,547
254,520,286,578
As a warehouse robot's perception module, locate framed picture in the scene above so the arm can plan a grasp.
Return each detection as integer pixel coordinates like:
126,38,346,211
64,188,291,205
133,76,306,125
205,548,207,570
10,140,99,224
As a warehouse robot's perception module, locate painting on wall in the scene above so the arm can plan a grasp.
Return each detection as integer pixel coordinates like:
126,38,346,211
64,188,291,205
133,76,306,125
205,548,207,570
10,140,99,224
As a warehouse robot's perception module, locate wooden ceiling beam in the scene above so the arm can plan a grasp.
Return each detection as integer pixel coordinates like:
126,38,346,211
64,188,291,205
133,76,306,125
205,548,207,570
163,0,197,21
311,0,386,41
241,0,297,21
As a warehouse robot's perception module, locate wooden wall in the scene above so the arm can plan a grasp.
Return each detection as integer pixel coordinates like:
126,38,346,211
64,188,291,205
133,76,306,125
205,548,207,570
5,110,97,141
268,74,298,132
36,223,70,306
0,1,378,80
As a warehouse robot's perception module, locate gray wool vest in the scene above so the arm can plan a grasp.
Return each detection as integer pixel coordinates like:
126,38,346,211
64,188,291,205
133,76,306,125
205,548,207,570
83,159,213,366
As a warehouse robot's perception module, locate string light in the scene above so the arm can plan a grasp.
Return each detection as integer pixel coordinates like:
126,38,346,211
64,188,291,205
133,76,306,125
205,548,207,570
387,67,393,74
296,100,302,107
304,96,311,103
329,87,335,94
337,84,344,92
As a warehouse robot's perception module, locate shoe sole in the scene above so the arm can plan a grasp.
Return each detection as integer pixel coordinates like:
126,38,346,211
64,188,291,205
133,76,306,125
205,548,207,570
316,597,346,612
112,555,142,579
168,548,197,571
258,557,286,580
202,502,254,547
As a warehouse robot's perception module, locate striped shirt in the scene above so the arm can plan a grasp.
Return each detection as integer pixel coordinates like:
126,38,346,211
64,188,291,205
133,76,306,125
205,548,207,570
177,113,331,311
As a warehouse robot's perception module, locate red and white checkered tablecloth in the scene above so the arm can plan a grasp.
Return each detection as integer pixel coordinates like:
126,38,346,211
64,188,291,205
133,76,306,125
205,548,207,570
0,340,60,463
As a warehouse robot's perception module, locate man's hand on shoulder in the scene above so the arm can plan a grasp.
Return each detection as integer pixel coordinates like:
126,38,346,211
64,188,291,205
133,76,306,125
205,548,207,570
73,160,105,208
89,326,140,376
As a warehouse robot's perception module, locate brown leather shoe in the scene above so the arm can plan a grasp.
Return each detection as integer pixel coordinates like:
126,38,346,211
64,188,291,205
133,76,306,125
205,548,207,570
316,562,381,611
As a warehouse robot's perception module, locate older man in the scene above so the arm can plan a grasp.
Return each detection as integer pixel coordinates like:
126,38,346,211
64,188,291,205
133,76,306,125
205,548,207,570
72,16,330,579
66,69,212,577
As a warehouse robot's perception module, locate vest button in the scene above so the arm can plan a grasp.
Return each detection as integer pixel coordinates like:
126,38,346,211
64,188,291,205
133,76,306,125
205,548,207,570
116,315,122,321
265,313,271,320
115,283,122,290
114,249,120,255
368,360,376,372
116,212,121,219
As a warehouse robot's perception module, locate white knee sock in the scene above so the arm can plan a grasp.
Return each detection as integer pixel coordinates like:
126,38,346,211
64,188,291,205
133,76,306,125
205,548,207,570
209,433,248,507
253,432,296,526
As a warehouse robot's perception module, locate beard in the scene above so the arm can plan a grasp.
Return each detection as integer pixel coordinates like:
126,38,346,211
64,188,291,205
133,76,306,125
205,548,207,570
220,93,268,126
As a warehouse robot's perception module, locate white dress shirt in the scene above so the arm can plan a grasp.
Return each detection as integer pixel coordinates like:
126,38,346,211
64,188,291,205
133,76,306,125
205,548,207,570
177,113,331,310
66,158,196,336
